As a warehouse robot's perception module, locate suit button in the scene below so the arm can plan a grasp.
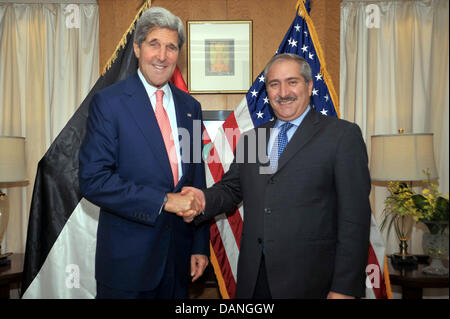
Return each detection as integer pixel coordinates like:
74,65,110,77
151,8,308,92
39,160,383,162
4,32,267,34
264,208,271,214
257,238,262,244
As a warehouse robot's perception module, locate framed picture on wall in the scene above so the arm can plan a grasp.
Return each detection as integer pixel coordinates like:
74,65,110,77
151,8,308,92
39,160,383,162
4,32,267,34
187,21,252,93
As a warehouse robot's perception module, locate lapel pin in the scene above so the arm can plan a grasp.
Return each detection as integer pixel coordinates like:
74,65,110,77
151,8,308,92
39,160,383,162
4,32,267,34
187,113,192,117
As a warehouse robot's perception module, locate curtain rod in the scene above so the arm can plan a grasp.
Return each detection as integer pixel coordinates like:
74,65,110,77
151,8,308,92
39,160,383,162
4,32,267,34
0,0,97,4
342,0,429,2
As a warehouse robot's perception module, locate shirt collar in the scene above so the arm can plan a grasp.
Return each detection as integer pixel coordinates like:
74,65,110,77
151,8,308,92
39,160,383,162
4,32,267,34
274,105,311,128
137,69,171,101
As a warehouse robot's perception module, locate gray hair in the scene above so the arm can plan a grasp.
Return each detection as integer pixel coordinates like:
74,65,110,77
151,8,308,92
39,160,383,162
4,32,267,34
263,53,312,84
134,7,185,49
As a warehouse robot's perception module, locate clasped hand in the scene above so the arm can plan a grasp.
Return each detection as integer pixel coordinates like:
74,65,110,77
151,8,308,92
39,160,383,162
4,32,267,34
164,187,205,223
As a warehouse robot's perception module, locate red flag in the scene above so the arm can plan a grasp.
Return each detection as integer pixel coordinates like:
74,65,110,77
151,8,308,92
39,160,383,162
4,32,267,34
171,66,189,93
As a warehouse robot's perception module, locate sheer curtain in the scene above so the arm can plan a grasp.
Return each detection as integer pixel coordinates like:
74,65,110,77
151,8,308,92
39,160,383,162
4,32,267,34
0,0,99,255
341,0,449,298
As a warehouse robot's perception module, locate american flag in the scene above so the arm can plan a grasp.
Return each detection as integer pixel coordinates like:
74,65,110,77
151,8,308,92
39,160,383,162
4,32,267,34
204,0,388,299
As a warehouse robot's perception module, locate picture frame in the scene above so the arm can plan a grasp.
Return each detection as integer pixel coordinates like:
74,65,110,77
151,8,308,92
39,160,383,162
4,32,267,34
187,21,253,94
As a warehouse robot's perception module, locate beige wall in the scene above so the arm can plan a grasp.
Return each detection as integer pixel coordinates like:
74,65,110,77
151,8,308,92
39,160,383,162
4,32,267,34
98,0,340,111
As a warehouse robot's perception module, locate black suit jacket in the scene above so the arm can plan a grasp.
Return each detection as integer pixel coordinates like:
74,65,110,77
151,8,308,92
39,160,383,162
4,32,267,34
196,109,371,298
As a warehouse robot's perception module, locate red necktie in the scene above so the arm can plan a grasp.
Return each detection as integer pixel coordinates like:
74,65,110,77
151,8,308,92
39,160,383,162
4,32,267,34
155,90,178,186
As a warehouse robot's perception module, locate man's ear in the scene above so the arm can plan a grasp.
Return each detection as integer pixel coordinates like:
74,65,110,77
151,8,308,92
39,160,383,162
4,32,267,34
133,42,140,59
307,79,313,96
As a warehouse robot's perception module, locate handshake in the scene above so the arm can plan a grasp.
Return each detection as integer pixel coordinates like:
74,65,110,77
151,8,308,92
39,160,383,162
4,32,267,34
164,187,205,223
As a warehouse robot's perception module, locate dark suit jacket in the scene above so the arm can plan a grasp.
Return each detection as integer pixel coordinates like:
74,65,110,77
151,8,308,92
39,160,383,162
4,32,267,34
196,109,371,298
79,73,209,291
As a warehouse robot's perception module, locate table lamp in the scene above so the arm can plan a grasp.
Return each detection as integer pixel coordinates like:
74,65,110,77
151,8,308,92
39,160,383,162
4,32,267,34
0,136,27,267
370,131,438,260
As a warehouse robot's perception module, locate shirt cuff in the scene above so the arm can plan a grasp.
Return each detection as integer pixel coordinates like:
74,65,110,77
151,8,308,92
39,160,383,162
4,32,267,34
159,194,168,215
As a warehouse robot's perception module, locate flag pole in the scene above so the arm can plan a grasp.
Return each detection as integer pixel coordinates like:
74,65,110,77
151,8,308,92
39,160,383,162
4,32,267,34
384,255,393,298
102,0,152,75
209,243,231,299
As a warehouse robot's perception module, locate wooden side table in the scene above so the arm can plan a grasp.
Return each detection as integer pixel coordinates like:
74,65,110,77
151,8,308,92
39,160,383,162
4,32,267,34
0,253,24,299
388,256,449,299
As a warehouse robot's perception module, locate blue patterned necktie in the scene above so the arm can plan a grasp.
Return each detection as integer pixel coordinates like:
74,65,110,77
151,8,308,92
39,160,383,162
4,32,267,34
269,122,294,171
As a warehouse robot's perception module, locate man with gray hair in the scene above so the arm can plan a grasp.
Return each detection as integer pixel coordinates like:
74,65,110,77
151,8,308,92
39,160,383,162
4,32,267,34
79,7,209,298
177,53,371,299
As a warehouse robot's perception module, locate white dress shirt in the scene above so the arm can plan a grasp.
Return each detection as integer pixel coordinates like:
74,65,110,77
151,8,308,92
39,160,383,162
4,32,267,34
267,105,311,153
137,69,183,181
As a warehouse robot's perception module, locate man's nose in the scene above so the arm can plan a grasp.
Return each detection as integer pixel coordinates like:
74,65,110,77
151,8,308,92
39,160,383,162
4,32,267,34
157,46,167,61
279,83,289,97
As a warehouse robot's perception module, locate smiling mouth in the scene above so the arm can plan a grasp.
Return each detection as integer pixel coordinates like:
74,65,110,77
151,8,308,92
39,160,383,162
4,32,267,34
153,64,167,70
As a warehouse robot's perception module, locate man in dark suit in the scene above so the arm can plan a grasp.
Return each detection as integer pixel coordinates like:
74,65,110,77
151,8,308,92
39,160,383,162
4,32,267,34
79,7,209,298
177,53,371,299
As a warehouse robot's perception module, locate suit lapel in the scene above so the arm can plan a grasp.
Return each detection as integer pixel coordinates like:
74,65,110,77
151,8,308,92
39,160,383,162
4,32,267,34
276,109,322,173
170,83,192,190
123,73,174,186
255,121,275,180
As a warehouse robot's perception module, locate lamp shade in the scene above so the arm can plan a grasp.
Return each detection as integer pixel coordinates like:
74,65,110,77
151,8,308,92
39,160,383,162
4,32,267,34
0,136,26,183
370,133,438,182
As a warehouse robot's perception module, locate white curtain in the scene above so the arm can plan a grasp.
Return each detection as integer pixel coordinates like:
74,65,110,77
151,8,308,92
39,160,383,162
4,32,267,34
0,0,99,255
341,0,449,298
